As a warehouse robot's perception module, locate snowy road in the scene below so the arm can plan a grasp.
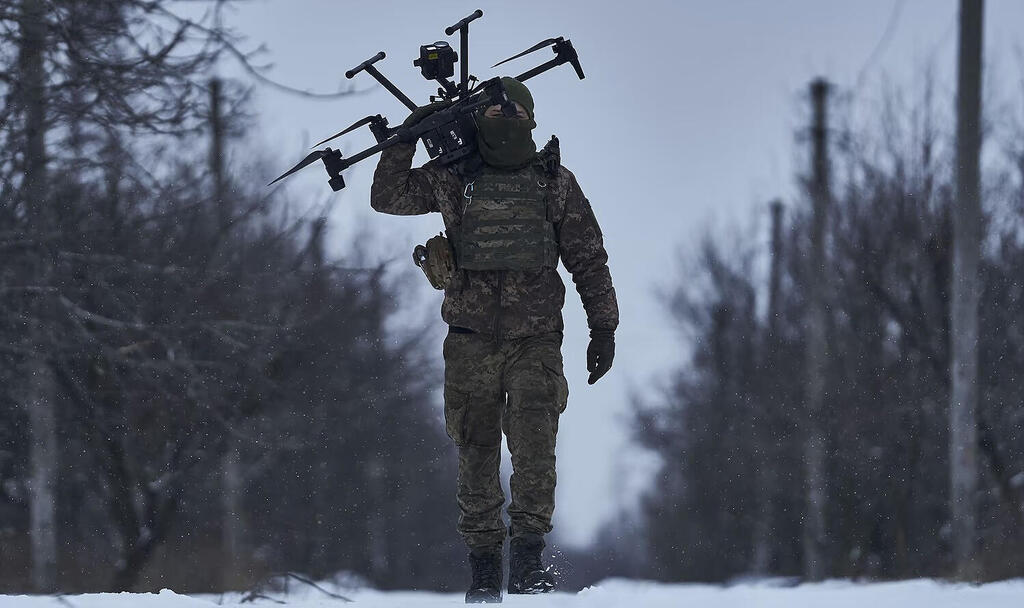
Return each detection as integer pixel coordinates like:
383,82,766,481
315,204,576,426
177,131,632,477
2,579,1023,607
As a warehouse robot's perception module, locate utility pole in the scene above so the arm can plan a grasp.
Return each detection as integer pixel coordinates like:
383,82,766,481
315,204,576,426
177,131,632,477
210,77,229,232
752,200,785,575
20,0,59,593
803,79,831,582
220,435,245,589
768,200,784,336
19,0,58,593
211,75,246,589
310,217,327,287
950,0,983,581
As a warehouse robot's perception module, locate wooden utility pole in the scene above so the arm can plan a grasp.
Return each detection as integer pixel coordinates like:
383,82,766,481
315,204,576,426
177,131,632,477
19,0,58,593
752,200,785,575
211,75,246,588
210,77,230,231
950,0,983,581
803,79,831,582
220,436,245,589
768,200,785,337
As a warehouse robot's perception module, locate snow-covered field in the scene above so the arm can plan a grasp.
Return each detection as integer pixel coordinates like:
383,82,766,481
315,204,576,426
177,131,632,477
2,578,1024,608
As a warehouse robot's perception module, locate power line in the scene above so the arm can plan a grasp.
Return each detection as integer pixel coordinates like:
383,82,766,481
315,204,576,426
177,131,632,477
854,0,905,90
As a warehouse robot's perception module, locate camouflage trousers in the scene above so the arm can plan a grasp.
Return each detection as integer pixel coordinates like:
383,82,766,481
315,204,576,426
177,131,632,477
443,328,569,549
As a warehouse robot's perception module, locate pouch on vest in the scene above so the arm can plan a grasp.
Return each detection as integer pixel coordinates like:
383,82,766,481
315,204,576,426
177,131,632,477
413,232,456,290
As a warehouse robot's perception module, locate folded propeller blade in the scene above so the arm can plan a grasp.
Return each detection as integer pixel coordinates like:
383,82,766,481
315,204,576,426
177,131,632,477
491,37,562,69
267,149,330,186
312,116,378,149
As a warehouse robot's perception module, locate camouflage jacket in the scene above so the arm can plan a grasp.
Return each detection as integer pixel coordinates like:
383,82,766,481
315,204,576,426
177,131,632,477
370,142,618,339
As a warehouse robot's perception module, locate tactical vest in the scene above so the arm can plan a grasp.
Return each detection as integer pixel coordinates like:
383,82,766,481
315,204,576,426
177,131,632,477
453,165,559,271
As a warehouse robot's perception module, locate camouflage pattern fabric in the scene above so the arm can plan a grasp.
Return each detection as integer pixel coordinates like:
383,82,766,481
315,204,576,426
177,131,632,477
370,140,617,549
370,142,619,337
443,329,568,548
454,168,559,271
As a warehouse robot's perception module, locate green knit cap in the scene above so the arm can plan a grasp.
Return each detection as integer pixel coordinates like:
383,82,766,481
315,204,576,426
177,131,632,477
500,76,534,119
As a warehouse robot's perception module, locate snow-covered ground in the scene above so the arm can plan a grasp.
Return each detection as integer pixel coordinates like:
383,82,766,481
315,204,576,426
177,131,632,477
2,578,1024,608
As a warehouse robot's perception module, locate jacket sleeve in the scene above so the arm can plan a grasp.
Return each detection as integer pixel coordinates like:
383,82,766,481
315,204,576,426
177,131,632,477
556,168,619,333
370,142,441,215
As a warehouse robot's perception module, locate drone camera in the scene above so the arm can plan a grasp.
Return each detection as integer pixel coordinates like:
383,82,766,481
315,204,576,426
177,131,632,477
414,41,457,80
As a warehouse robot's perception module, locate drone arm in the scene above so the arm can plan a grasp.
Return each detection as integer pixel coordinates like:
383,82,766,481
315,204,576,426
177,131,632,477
365,65,418,111
343,134,408,167
319,137,406,193
346,52,418,111
516,56,563,83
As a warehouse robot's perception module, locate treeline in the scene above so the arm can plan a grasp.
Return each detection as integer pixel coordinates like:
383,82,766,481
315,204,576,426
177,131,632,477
629,75,1024,582
0,0,460,593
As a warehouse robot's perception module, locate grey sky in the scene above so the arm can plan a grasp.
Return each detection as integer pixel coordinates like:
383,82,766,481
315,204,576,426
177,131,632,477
222,0,1024,547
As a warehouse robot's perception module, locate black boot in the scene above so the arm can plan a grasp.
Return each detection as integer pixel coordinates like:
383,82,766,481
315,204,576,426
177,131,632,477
508,533,555,594
465,545,503,604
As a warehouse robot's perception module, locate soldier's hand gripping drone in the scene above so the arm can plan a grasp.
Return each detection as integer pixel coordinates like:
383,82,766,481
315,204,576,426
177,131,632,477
267,9,585,192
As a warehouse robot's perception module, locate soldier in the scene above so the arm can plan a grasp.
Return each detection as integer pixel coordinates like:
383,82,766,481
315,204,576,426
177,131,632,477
370,77,617,603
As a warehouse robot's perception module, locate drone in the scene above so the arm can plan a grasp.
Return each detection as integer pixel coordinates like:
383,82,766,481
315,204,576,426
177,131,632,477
268,9,585,192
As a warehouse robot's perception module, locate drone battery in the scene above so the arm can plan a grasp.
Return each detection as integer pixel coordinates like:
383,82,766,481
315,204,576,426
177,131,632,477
420,114,477,165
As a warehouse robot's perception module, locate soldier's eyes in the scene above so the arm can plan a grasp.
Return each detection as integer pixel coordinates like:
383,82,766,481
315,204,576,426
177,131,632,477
483,109,527,119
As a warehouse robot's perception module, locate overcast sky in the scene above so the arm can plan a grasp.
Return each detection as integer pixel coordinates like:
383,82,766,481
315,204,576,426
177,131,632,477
218,0,1024,548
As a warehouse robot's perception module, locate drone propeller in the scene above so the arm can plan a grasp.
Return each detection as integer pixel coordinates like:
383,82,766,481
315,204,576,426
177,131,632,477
268,149,333,186
312,115,387,148
492,37,562,69
492,37,584,81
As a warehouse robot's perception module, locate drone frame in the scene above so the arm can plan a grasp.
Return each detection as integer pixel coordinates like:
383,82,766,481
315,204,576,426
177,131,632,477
268,9,584,192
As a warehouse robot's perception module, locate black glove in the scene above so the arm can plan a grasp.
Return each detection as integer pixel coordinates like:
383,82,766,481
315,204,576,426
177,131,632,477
587,329,615,385
398,101,452,142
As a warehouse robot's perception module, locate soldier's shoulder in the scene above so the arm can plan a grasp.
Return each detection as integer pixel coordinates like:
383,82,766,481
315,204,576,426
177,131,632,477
556,164,576,182
421,156,446,173
554,164,585,201
422,156,462,186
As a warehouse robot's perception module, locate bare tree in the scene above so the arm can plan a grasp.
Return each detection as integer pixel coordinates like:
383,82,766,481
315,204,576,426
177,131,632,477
1,0,249,590
627,54,1024,583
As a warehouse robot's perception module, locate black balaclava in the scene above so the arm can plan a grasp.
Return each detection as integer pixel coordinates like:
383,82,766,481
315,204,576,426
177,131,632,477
475,76,537,169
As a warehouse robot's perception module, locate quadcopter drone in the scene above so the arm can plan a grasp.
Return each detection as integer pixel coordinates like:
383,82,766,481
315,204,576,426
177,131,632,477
268,9,585,192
